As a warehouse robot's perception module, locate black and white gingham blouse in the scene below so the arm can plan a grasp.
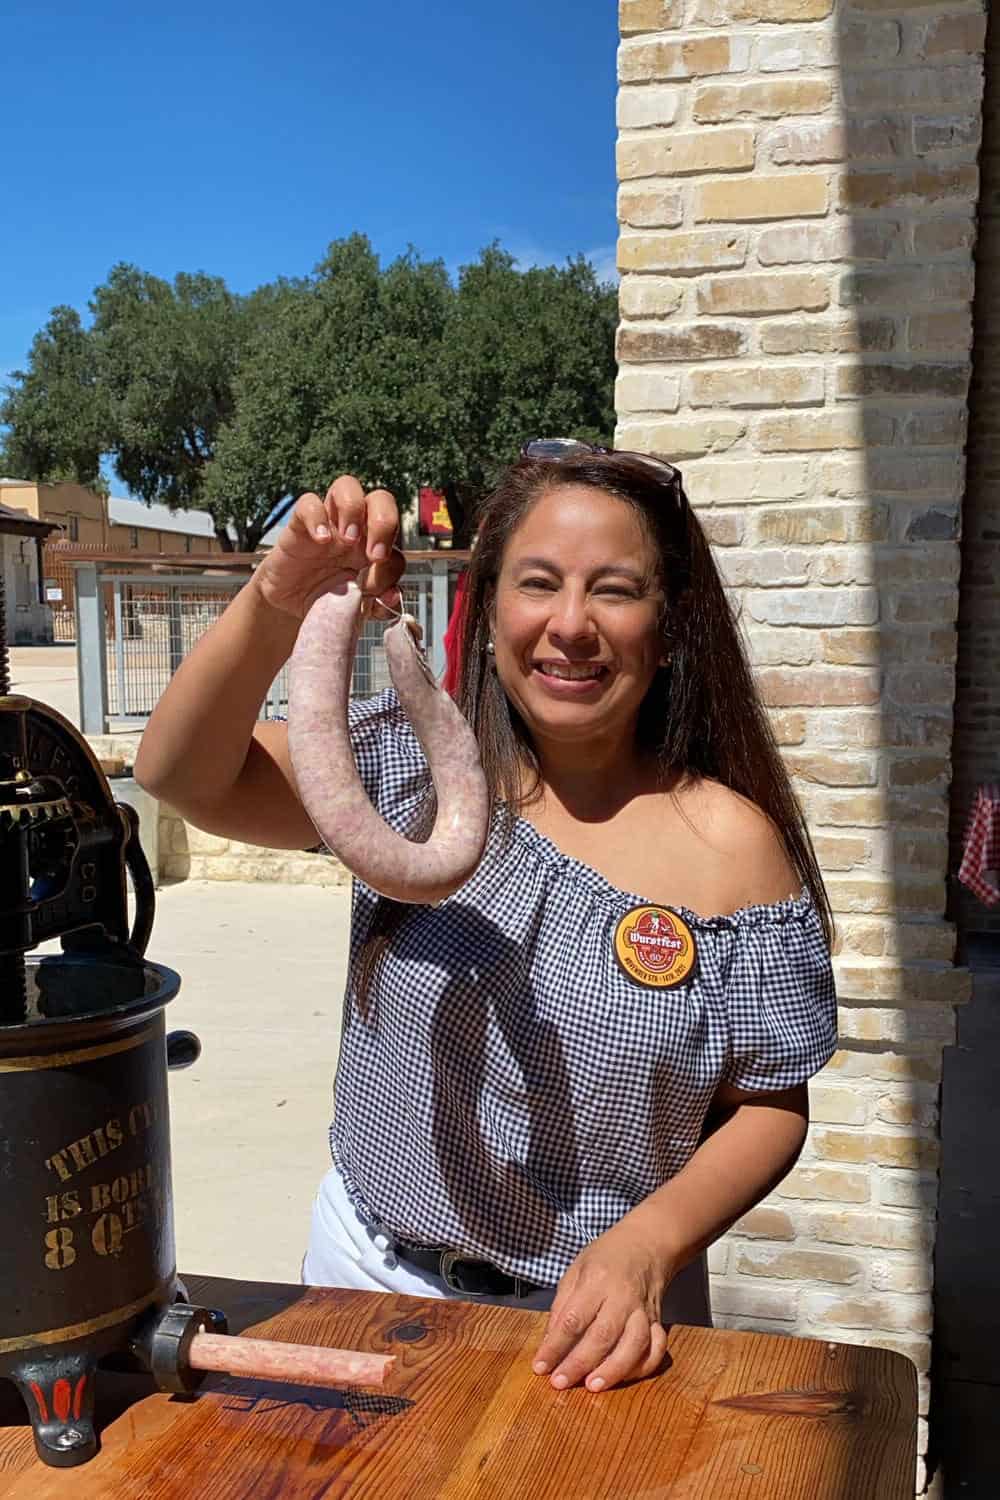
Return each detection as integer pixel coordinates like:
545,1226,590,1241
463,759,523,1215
327,689,837,1288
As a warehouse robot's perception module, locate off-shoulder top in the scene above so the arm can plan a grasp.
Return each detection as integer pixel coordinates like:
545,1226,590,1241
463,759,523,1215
327,690,837,1287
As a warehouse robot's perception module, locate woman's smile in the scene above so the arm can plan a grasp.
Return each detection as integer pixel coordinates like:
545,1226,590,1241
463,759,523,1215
533,659,610,692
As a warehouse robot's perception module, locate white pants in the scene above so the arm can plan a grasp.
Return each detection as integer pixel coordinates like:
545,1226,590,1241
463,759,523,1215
302,1164,712,1326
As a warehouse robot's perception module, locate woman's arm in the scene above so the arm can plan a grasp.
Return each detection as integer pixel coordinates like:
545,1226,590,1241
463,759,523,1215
625,1080,809,1267
531,1082,808,1393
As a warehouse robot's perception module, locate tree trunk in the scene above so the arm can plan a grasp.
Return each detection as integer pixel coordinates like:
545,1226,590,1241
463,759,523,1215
443,482,473,549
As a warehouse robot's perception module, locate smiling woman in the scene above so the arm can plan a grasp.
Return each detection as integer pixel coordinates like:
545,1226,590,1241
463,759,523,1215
441,450,832,926
134,456,836,1401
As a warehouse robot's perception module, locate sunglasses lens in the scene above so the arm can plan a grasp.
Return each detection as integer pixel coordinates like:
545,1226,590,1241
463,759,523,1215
520,439,682,496
522,438,596,461
639,456,680,482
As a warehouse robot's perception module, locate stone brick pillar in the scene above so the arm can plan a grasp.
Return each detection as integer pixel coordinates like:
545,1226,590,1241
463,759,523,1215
616,2,986,1489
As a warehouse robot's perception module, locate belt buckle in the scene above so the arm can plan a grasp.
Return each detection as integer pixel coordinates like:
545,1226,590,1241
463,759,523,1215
439,1250,488,1296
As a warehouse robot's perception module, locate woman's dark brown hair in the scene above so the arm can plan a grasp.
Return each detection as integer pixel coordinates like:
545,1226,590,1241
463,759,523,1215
359,451,832,997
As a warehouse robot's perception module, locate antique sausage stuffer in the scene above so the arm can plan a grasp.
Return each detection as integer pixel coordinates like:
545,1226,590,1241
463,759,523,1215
0,956,197,1466
0,688,215,1467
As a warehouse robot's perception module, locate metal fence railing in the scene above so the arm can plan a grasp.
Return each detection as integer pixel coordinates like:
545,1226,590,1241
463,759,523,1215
43,542,150,644
73,556,465,735
104,578,243,719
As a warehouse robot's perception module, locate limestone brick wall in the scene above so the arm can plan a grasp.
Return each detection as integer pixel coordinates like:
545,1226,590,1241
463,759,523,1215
616,1,986,1488
158,805,349,887
83,733,349,887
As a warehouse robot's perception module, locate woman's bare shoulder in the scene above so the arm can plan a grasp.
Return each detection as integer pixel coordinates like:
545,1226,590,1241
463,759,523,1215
674,777,800,910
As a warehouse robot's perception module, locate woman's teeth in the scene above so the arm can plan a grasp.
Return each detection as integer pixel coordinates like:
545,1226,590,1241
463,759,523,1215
538,663,606,680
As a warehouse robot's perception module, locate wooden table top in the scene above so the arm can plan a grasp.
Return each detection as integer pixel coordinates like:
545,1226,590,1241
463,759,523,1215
0,1273,917,1499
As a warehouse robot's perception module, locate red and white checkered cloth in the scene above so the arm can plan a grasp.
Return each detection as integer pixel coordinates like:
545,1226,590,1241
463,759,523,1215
959,784,1000,908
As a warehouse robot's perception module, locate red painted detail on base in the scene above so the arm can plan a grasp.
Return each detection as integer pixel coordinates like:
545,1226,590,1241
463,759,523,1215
52,1378,72,1422
73,1373,89,1420
28,1381,49,1422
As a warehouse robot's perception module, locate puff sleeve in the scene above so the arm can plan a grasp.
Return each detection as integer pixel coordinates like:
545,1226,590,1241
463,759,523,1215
722,895,837,1092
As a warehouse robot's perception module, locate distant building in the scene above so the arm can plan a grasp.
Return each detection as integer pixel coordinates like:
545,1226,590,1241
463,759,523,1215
0,501,58,643
0,479,279,643
0,479,275,554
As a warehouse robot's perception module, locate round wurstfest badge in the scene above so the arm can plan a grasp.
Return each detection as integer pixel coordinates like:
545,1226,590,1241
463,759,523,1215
613,905,698,990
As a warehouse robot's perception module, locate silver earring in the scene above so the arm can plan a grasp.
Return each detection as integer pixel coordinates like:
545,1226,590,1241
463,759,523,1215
485,639,495,655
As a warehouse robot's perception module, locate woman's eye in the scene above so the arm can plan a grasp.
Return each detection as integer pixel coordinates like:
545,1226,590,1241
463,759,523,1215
521,577,556,591
595,586,638,599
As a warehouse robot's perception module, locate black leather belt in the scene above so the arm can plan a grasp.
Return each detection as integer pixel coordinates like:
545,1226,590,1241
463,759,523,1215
394,1242,539,1300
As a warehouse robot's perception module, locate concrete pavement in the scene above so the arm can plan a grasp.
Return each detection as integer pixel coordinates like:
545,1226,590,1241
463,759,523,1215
8,644,81,727
8,641,154,738
154,879,351,1284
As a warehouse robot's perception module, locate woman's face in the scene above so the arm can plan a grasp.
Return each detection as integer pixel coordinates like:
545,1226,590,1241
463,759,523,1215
492,485,666,757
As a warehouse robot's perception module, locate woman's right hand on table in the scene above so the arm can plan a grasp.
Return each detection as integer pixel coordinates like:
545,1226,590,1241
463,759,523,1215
254,476,405,621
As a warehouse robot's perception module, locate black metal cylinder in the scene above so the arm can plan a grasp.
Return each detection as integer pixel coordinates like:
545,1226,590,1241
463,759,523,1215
0,953,182,1465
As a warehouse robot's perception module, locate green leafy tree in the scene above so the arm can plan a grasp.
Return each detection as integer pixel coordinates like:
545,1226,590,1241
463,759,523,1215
90,265,248,543
2,267,257,547
429,246,618,545
0,307,107,490
208,239,617,548
198,275,323,550
204,236,453,543
3,239,617,552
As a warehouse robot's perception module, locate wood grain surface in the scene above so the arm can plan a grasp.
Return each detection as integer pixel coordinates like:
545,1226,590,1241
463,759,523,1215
0,1273,917,1499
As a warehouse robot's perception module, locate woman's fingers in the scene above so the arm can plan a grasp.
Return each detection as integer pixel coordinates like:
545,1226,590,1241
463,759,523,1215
533,1279,586,1378
287,492,333,545
547,1304,645,1391
644,1321,669,1377
267,479,401,621
324,478,399,562
325,477,367,544
364,487,400,562
536,1289,612,1387
581,1316,668,1394
358,545,406,608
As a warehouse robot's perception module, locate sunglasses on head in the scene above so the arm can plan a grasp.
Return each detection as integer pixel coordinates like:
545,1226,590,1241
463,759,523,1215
519,438,685,504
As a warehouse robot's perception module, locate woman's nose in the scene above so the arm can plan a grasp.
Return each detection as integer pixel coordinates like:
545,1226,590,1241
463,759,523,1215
549,588,596,642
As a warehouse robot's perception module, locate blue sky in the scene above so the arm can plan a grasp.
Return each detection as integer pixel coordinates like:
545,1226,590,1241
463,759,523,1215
3,0,619,385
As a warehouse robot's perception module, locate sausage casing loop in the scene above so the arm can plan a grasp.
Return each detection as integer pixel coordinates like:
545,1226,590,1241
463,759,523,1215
288,577,489,904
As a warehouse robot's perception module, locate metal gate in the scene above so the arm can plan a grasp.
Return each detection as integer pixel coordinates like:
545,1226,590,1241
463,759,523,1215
72,557,461,734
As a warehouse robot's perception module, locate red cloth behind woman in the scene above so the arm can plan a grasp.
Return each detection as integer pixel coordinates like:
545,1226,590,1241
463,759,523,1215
441,569,469,698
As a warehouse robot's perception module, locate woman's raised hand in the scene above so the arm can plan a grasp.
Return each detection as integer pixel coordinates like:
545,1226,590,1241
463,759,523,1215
254,476,405,621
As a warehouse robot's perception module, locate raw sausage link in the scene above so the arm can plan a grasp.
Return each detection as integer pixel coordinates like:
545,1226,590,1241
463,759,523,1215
187,1331,394,1389
288,577,489,904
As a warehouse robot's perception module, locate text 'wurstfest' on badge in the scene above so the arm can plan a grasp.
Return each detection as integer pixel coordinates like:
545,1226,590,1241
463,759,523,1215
613,905,698,990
